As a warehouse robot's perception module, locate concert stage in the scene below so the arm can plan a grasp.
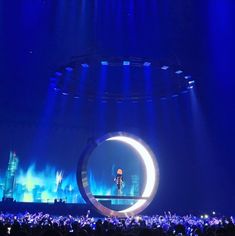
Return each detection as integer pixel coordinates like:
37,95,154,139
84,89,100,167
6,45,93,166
1,0,235,219
0,200,160,217
0,201,97,216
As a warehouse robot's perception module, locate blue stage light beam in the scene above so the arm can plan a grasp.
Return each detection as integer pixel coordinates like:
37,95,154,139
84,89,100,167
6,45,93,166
95,64,108,132
144,66,157,145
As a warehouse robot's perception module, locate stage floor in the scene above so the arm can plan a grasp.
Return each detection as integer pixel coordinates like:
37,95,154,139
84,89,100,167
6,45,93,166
0,201,99,216
0,201,133,217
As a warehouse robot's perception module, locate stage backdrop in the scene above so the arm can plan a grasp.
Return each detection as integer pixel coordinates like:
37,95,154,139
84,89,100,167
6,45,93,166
0,128,144,206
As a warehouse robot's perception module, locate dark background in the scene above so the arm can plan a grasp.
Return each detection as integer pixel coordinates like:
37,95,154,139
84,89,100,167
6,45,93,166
0,0,235,215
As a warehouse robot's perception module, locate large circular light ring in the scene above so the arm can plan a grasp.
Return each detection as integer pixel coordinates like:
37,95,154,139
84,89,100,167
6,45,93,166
77,132,160,217
53,56,193,101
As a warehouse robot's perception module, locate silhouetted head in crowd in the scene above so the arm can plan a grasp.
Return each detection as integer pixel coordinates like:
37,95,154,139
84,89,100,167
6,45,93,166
0,212,234,236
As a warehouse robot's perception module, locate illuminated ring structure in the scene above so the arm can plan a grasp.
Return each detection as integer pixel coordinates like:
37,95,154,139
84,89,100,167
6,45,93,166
51,56,194,101
77,132,160,217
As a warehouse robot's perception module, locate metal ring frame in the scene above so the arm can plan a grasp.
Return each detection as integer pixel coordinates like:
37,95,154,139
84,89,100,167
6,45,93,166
51,56,194,101
77,132,160,217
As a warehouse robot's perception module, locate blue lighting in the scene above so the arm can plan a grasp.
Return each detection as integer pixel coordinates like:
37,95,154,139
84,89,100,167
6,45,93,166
65,67,73,72
161,65,169,70
175,70,183,74
188,86,194,89
62,92,69,95
171,94,179,98
81,63,89,68
123,61,130,66
55,72,63,76
101,61,109,66
0,162,85,203
143,62,151,67
184,75,192,80
50,77,57,82
188,80,195,85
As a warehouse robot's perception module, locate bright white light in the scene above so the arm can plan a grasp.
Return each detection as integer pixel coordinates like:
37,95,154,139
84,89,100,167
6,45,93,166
161,65,169,70
188,80,195,85
56,171,63,186
101,61,109,66
175,70,183,74
184,75,192,79
123,61,130,66
107,136,158,214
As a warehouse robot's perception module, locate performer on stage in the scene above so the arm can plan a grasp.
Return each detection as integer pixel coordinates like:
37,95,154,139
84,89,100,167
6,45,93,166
114,168,123,194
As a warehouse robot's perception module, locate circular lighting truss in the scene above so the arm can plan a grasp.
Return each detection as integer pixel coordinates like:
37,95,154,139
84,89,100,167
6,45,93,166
50,56,195,102
77,132,160,217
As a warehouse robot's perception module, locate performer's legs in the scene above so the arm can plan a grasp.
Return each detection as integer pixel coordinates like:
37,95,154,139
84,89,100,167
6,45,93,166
117,184,122,195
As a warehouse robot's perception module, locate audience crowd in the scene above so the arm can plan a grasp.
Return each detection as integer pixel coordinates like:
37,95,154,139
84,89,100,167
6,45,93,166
0,211,234,236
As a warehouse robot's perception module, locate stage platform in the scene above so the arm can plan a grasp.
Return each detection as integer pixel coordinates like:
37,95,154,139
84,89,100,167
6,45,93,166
0,201,133,217
0,201,100,216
